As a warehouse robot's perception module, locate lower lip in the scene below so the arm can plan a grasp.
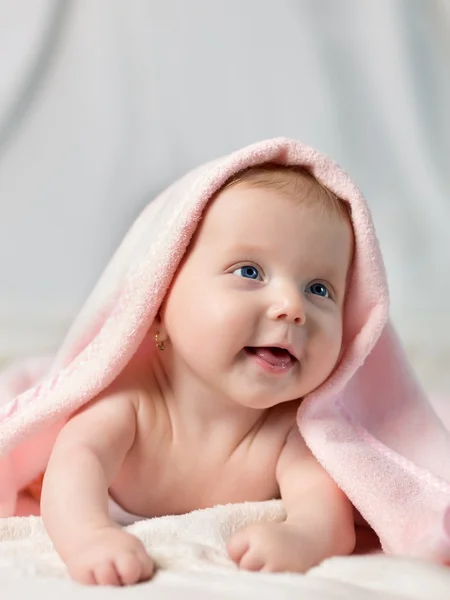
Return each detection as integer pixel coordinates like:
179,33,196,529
245,349,295,375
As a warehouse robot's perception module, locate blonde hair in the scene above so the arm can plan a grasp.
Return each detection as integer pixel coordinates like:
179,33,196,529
222,164,350,221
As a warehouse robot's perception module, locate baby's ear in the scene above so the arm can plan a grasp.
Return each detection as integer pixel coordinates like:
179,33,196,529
152,313,168,342
148,313,162,337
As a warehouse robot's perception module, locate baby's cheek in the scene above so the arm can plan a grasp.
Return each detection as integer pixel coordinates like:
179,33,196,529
208,302,253,341
309,326,343,380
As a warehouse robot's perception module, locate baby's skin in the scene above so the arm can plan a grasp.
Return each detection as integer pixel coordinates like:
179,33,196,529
41,169,355,585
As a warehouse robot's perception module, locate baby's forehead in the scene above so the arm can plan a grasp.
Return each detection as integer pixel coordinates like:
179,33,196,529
187,183,354,272
216,164,351,223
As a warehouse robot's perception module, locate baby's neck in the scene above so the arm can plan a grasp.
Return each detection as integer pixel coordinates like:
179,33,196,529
148,354,269,447
168,389,268,445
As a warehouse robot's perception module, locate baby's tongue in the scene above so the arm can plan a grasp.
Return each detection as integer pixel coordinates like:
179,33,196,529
252,347,292,367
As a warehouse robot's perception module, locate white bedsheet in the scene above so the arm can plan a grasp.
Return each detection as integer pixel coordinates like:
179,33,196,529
1,500,449,599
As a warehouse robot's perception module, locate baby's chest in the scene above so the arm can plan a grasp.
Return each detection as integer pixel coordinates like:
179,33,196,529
115,436,282,516
193,450,281,504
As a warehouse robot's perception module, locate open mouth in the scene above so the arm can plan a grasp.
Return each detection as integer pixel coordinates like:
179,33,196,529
245,346,297,369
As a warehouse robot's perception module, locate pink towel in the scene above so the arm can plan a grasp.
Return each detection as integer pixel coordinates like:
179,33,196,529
1,137,450,561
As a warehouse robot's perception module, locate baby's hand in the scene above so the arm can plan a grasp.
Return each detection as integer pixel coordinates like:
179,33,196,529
65,526,154,586
227,522,316,573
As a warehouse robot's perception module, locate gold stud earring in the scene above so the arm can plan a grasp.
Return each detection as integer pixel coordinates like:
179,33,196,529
155,332,165,351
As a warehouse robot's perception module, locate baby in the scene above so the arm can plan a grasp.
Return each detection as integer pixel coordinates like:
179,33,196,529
40,164,356,585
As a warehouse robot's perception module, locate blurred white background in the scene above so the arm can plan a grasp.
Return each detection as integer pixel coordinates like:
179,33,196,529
0,0,449,392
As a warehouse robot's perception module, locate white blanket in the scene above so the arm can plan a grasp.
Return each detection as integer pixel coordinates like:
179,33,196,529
1,501,450,599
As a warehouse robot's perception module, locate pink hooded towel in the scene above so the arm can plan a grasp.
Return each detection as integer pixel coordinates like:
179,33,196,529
1,137,450,561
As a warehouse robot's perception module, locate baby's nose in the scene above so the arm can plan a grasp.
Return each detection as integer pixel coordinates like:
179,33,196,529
267,287,306,325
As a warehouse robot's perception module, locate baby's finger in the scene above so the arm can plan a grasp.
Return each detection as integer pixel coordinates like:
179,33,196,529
69,565,96,586
227,531,250,563
94,561,122,586
138,552,155,581
115,553,142,585
238,548,265,572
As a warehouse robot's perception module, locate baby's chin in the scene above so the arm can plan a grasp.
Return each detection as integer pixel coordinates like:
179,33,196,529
232,392,304,411
235,380,331,409
228,370,333,410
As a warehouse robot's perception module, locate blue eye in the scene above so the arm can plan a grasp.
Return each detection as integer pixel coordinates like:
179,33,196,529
233,265,262,280
307,282,330,298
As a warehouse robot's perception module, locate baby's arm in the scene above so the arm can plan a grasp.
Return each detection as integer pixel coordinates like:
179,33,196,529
276,427,356,563
41,389,153,585
228,427,355,572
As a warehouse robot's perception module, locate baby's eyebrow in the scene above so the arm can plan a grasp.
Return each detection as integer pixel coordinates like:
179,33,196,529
225,241,273,255
315,267,349,290
317,264,343,279
224,241,348,277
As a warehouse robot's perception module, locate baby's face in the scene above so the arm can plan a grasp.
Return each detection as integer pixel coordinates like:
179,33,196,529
160,182,353,408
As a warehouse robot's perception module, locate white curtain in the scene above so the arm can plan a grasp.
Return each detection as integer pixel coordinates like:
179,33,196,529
1,0,449,390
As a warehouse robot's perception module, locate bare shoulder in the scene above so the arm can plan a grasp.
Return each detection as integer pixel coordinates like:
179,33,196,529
275,421,318,491
78,375,139,420
55,376,140,454
44,377,145,489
